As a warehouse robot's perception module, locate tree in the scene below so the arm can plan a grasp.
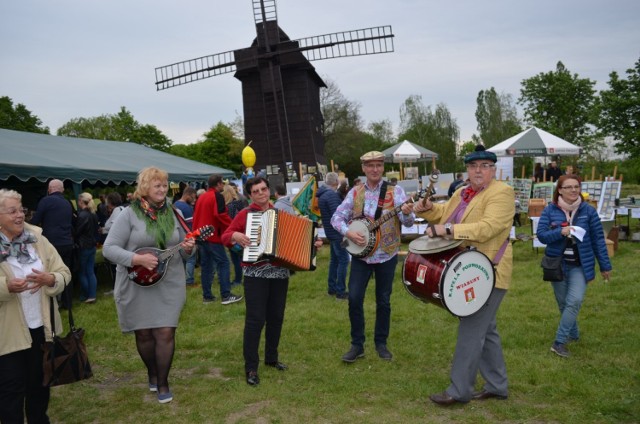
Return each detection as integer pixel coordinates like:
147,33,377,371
320,78,370,177
598,56,640,159
0,96,50,134
519,61,598,150
57,107,172,151
173,122,244,175
475,88,521,147
398,95,460,172
368,119,395,145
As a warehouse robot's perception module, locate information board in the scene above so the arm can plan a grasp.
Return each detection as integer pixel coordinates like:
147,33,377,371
532,182,554,204
507,179,533,214
597,181,622,220
581,181,603,202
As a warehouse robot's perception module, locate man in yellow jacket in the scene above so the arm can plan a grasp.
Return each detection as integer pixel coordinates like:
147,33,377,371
413,145,514,406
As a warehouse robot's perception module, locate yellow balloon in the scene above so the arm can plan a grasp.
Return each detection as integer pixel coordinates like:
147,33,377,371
242,144,256,168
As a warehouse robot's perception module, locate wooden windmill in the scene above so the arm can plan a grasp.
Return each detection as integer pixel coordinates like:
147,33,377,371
155,0,394,181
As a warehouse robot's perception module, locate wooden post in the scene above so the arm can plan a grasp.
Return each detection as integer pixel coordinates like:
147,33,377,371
612,165,618,180
431,156,437,171
299,162,303,180
591,166,596,181
330,160,335,173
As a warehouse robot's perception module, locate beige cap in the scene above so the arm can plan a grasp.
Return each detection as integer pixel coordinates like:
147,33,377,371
360,151,385,163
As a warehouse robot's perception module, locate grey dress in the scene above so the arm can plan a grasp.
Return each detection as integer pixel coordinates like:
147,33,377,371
103,206,190,332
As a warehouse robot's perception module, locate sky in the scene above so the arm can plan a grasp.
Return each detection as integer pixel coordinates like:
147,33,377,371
1,0,639,147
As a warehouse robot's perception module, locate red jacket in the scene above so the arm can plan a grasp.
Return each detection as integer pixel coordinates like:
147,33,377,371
192,188,231,243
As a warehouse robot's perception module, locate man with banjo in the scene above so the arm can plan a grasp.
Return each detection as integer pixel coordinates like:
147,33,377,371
331,151,415,363
412,145,514,406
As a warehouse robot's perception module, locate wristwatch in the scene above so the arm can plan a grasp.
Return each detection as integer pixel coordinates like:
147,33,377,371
444,223,452,236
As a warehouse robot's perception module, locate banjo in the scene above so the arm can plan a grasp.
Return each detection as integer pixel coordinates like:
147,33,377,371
127,225,214,287
343,172,439,258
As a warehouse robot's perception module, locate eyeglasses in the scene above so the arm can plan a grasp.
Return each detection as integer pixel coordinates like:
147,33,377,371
250,186,269,195
0,207,28,216
466,163,495,170
560,185,581,190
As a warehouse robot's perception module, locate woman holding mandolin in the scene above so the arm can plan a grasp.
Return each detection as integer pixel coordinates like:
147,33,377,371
103,167,195,404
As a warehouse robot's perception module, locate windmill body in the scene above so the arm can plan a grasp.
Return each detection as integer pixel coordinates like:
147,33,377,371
155,0,394,181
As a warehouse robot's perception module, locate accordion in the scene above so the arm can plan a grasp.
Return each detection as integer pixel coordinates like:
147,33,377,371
243,209,317,271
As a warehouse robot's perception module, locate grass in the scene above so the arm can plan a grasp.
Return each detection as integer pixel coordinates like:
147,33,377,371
49,221,640,423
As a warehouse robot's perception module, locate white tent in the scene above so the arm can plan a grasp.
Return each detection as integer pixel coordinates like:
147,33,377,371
487,127,581,157
381,140,439,163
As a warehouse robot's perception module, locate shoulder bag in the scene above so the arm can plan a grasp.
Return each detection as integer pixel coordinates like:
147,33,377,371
42,294,93,387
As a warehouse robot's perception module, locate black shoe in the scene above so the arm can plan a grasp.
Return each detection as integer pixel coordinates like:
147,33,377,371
375,344,393,360
471,389,508,401
246,371,260,386
342,345,365,363
265,361,288,371
429,391,467,406
335,292,349,300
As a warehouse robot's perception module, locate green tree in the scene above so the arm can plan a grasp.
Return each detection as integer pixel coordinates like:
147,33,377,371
519,61,598,149
398,95,459,173
475,88,521,147
0,96,50,134
187,122,244,175
57,107,173,151
598,56,640,159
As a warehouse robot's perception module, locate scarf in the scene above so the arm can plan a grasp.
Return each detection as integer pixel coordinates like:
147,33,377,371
131,197,175,249
460,185,479,203
0,230,38,264
557,195,582,225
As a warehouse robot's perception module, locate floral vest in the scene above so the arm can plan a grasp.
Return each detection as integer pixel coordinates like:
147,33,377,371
353,184,401,255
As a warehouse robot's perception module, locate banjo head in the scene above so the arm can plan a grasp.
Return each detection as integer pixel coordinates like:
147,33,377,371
408,236,462,254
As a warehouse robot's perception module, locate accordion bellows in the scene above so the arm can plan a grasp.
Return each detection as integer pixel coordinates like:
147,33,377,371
243,209,317,271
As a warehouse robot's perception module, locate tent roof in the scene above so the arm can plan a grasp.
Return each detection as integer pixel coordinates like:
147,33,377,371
487,127,581,157
381,140,439,163
0,128,235,184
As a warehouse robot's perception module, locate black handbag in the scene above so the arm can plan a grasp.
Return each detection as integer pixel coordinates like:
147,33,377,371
541,255,564,282
42,294,93,387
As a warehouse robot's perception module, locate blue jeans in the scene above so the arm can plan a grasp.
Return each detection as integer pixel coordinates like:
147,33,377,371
78,246,97,299
184,253,196,285
347,255,397,348
199,242,231,299
328,240,349,295
228,247,243,284
552,263,587,344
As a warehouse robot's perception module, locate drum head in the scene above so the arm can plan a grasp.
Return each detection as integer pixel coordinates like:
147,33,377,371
409,236,462,254
439,249,495,317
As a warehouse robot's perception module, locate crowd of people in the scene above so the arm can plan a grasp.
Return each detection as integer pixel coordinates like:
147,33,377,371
0,148,614,418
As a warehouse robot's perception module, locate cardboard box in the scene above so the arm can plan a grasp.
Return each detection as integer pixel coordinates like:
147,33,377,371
528,199,547,217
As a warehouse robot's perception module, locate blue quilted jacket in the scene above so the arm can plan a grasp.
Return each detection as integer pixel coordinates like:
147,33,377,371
537,201,612,281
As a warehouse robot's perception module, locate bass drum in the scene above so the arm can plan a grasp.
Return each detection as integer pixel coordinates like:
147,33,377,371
402,247,495,317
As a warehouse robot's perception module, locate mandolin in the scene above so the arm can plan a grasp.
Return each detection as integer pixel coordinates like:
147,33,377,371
127,225,214,287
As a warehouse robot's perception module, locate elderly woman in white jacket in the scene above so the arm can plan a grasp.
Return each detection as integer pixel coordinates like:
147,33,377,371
0,189,71,423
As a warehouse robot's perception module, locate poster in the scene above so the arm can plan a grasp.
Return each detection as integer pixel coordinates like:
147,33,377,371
581,181,603,202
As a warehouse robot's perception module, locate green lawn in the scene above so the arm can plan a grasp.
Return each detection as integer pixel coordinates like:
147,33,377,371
49,225,640,423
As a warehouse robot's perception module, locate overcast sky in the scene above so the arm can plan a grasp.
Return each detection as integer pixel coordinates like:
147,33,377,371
1,0,639,146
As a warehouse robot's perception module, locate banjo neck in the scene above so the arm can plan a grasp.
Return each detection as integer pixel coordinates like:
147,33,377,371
367,189,425,232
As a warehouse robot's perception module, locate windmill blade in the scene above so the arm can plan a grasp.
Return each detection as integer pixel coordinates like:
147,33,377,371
155,50,237,91
253,0,277,25
294,26,394,62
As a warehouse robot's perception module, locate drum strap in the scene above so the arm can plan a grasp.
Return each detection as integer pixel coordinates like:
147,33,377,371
493,238,509,265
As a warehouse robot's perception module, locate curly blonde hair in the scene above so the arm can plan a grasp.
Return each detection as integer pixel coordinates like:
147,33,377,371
133,167,169,200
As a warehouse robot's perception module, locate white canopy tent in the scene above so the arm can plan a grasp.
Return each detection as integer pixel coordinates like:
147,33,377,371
487,127,581,157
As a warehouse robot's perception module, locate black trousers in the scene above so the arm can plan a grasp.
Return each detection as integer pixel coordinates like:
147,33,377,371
243,276,289,373
0,327,50,424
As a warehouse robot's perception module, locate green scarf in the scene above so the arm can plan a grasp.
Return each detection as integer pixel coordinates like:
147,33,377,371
131,198,175,249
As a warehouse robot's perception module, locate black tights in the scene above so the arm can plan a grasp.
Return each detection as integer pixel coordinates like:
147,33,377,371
134,327,176,395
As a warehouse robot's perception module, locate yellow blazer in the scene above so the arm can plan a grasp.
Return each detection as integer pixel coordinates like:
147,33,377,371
417,179,514,290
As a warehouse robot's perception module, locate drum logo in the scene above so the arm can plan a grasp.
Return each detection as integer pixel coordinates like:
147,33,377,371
416,265,427,284
464,287,476,303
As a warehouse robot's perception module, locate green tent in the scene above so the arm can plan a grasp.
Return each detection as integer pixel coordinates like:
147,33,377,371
0,128,235,184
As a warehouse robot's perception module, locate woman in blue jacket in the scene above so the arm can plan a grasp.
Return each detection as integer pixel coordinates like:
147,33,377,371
537,174,612,358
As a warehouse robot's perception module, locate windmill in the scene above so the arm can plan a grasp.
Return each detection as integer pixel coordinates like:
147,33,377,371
155,0,394,181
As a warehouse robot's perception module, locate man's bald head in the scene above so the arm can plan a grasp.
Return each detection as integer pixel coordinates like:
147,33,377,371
48,179,64,194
